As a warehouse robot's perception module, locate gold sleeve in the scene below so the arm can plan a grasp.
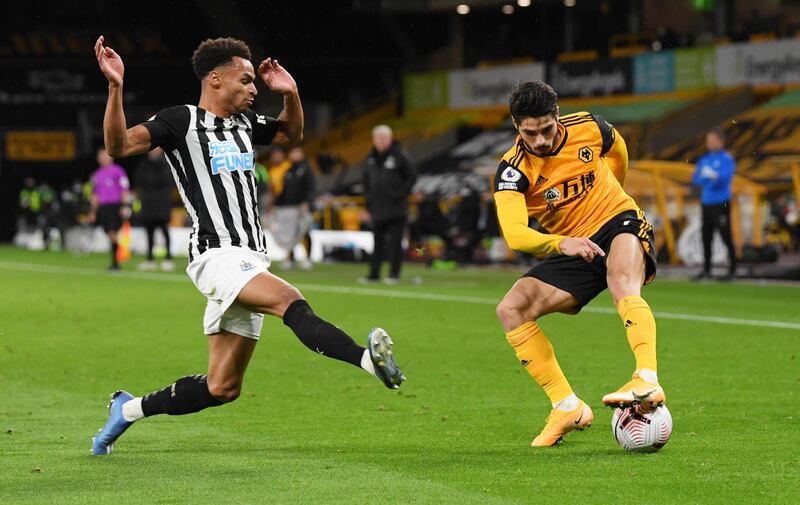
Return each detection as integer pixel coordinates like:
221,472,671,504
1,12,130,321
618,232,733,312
604,128,629,186
494,190,565,256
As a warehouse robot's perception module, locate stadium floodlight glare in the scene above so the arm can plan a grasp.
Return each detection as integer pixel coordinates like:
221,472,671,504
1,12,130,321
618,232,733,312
456,4,470,14
564,0,576,6
502,4,515,14
517,0,531,7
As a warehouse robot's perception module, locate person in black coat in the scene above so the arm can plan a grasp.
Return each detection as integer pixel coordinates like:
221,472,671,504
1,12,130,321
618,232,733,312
136,147,175,271
361,125,417,284
270,146,316,270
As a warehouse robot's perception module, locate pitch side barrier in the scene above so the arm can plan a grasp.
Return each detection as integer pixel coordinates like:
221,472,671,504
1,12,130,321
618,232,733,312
628,160,766,265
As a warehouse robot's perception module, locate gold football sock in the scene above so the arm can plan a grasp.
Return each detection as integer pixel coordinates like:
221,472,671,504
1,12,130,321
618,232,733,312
617,295,657,372
506,321,573,405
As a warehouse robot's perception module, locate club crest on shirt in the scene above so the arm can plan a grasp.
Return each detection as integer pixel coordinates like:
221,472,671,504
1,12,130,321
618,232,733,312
208,140,254,175
578,146,593,163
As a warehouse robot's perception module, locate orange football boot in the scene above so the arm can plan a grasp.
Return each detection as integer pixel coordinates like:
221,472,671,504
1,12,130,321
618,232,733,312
531,400,594,447
602,371,666,412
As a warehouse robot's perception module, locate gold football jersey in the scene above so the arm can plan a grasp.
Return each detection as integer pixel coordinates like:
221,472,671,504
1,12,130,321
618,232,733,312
494,112,637,239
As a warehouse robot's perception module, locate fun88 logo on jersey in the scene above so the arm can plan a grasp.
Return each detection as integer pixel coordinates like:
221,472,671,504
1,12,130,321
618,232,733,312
208,140,254,175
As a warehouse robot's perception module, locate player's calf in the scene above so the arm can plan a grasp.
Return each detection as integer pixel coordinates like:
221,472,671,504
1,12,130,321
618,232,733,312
206,380,242,403
283,299,366,365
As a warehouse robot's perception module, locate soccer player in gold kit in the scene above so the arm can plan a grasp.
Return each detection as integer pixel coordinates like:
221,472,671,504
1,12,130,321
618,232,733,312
493,81,665,447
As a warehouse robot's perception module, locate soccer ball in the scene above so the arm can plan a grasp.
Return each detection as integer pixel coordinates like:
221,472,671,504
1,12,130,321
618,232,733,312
612,404,672,452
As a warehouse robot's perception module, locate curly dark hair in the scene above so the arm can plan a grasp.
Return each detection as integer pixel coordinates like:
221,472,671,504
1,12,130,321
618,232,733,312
509,81,559,123
191,37,252,80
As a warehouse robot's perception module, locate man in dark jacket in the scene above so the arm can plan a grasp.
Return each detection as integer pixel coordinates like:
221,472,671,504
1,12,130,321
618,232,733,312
136,147,175,271
269,146,315,270
361,125,417,284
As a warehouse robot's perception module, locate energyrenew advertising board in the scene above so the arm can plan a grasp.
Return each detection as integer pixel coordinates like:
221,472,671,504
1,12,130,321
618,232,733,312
717,39,800,87
403,38,800,109
448,63,546,108
404,63,544,110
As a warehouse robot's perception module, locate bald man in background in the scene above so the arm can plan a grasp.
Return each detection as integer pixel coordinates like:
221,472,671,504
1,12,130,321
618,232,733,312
361,125,417,284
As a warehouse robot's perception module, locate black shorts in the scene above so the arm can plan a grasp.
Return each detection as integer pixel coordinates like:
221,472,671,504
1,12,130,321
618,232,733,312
523,210,657,312
97,204,122,233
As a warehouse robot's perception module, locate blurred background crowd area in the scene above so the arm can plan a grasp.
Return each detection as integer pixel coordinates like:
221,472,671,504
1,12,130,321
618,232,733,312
2,0,800,276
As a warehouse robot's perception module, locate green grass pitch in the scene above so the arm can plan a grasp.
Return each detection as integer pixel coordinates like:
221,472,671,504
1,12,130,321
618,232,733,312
1,246,798,504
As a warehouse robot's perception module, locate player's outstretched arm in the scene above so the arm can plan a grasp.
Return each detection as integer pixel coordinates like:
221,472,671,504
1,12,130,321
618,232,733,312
94,36,152,158
258,58,303,146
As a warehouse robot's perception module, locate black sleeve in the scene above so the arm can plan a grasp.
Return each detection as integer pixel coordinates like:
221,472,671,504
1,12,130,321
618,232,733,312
362,159,371,201
400,149,417,195
304,162,316,206
493,161,530,193
592,114,616,155
142,106,189,152
243,109,280,145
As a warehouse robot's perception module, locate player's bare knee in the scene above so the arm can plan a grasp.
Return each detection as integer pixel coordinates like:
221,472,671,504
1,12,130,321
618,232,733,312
284,285,303,304
496,298,530,330
606,275,624,294
495,299,513,324
277,286,304,316
607,276,640,303
607,271,640,293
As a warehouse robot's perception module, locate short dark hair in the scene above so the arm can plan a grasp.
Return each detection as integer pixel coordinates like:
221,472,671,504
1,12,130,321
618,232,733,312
707,127,726,142
509,81,559,123
191,38,252,80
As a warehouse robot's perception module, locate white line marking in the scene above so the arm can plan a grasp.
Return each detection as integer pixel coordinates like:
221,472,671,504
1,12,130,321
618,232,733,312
1,260,799,331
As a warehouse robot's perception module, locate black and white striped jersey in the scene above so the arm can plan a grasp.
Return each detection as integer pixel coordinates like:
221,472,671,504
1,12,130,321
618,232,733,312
142,105,278,261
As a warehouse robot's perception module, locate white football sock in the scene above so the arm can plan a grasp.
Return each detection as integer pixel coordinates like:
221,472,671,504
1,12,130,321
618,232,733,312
121,397,144,422
553,393,580,411
637,368,659,384
360,349,376,377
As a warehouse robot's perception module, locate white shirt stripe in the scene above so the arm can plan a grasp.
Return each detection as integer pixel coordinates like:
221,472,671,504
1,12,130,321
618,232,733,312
231,121,267,249
187,106,232,247
208,113,252,248
165,148,201,259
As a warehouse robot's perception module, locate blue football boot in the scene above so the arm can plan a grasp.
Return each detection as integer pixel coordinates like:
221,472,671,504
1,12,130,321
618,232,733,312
367,328,406,389
91,390,135,456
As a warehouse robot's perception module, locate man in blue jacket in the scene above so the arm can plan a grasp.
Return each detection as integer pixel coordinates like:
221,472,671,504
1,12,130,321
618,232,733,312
692,128,736,280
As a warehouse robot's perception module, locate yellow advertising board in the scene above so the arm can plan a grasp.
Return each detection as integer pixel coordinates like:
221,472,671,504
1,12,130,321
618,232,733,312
5,131,76,161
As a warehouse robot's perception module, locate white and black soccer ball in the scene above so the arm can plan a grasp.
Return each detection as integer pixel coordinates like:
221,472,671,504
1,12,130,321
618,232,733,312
612,404,672,453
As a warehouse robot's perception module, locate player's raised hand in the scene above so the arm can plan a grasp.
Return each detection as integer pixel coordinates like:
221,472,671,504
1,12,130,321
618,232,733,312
95,36,124,86
258,58,298,95
559,237,605,262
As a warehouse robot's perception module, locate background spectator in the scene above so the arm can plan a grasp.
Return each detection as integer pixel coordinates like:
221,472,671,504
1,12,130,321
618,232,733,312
135,147,174,271
692,129,736,280
360,125,417,284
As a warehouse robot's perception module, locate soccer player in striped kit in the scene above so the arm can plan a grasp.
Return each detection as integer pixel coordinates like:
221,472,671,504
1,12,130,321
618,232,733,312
90,36,405,455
